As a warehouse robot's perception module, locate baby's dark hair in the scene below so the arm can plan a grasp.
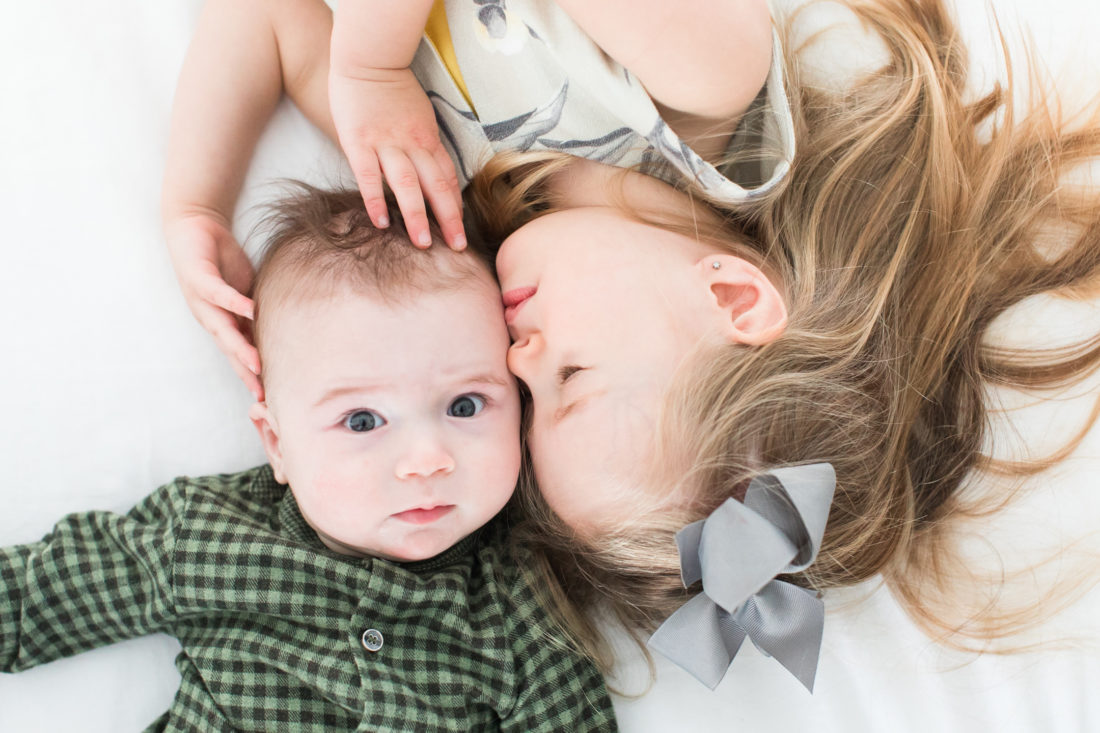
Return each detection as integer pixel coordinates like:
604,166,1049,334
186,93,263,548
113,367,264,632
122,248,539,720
250,182,490,357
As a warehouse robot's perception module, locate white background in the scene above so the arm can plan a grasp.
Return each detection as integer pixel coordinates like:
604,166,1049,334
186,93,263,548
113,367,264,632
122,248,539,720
1,1,1098,730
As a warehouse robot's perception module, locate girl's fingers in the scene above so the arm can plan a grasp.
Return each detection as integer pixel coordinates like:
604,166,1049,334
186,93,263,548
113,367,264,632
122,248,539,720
418,146,466,250
200,274,254,320
378,147,432,248
349,147,390,229
229,354,264,402
199,301,260,394
237,342,261,380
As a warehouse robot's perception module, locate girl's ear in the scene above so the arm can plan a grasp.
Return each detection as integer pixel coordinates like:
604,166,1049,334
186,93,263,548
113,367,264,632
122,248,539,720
249,401,288,483
701,255,787,345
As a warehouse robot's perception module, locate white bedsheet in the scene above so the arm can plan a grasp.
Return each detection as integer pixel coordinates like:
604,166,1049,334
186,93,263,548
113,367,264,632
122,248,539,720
1,1,1097,730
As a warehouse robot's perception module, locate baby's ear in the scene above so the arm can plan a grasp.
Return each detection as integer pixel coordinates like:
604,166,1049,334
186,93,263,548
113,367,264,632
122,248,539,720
702,255,787,345
249,402,287,483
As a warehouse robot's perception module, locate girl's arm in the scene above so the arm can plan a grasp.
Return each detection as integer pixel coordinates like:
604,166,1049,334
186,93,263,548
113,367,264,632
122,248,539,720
162,0,334,400
163,0,335,227
329,0,466,249
330,0,433,72
553,0,774,163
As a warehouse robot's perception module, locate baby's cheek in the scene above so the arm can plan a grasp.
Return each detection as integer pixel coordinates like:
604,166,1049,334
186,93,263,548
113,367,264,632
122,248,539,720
483,431,522,505
297,471,366,528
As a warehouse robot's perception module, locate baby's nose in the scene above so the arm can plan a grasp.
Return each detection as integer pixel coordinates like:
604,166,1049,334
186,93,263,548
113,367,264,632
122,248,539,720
394,436,455,480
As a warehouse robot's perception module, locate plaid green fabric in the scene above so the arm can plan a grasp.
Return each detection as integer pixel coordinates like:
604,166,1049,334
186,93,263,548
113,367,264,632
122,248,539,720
0,465,617,732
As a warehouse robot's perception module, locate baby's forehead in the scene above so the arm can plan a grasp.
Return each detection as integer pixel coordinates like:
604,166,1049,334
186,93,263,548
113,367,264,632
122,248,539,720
262,277,511,406
263,273,507,364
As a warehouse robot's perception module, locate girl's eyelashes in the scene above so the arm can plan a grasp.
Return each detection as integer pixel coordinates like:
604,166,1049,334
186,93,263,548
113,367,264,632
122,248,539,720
447,393,486,418
557,365,585,385
343,409,385,433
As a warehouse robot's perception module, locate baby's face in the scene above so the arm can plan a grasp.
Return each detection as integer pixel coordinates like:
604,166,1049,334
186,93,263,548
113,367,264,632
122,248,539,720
253,276,520,562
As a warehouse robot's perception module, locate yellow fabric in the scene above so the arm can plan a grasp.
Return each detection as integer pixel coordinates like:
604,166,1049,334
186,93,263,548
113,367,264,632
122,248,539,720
425,0,474,112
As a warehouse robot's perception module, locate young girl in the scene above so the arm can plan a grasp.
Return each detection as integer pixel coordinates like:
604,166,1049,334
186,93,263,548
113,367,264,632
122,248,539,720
463,0,1100,682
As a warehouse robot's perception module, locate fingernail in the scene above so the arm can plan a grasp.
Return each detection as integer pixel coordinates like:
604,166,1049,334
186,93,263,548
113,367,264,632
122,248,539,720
378,215,389,228
418,230,432,247
454,234,467,250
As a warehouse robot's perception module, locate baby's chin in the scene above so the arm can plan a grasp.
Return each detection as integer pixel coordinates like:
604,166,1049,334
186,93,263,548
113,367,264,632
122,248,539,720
379,524,477,563
324,525,478,563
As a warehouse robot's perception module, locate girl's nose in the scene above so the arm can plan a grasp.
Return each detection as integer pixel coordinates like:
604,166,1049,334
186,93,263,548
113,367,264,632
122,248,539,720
506,332,544,383
394,436,455,480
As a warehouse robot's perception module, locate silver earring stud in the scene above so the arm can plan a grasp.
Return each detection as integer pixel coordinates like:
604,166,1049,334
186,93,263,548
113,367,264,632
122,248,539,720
711,261,722,270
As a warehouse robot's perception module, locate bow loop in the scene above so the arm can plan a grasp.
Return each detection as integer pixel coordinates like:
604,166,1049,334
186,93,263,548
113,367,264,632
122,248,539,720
674,519,705,587
745,463,834,572
648,463,835,691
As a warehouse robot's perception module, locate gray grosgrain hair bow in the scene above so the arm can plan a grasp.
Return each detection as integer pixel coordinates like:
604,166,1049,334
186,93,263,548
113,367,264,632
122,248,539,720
648,462,835,692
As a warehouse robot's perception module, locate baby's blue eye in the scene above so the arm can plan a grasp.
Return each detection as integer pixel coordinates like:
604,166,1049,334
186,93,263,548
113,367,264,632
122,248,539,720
344,410,385,432
447,394,485,418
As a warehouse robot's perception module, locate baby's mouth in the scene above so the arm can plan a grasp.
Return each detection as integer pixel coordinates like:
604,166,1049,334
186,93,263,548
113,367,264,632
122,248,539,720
392,505,455,525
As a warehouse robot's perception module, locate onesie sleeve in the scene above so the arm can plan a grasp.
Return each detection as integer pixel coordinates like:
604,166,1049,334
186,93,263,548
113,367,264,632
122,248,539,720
499,558,618,732
413,1,793,200
501,0,795,204
0,481,183,672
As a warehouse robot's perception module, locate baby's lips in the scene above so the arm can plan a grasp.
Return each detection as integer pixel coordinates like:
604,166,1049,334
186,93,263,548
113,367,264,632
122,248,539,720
391,505,455,525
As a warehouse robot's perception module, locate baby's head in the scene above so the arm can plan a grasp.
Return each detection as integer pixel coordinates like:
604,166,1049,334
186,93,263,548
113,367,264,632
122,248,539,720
248,185,520,562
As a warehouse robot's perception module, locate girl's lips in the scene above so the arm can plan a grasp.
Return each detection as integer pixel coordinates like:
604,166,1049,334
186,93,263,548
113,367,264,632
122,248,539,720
502,286,536,324
392,505,454,525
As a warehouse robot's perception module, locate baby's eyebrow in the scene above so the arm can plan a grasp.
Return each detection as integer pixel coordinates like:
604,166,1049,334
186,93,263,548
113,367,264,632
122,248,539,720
312,373,512,408
459,373,513,388
313,384,390,408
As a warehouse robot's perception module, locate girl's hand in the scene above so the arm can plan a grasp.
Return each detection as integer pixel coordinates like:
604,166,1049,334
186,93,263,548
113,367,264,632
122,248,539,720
165,214,262,400
328,66,466,250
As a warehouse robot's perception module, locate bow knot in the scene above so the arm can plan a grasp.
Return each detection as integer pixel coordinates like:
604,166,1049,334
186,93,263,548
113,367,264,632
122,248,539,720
648,463,835,691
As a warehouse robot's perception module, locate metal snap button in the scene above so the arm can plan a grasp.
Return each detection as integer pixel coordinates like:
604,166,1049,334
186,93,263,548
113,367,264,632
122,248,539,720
361,628,384,652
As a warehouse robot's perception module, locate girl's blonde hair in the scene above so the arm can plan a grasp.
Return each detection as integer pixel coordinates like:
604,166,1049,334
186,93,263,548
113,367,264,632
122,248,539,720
467,0,1100,671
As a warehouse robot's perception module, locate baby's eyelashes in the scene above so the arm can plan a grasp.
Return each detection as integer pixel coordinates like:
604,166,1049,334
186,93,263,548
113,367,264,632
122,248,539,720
447,394,487,418
338,394,491,430
344,409,385,432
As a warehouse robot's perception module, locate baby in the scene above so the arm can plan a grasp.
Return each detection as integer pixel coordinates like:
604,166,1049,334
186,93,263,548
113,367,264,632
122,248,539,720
0,186,617,732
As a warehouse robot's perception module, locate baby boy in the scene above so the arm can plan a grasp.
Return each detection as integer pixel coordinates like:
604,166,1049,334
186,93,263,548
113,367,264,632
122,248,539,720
0,185,617,732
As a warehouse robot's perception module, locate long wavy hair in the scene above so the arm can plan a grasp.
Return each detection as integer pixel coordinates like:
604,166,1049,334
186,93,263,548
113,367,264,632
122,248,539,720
467,0,1100,671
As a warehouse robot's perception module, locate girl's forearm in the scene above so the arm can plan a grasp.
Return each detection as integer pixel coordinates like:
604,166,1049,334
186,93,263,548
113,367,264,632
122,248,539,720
163,0,334,226
330,0,434,75
162,0,285,225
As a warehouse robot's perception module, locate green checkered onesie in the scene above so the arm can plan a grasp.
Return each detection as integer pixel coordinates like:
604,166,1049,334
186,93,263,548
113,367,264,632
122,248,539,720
0,465,618,731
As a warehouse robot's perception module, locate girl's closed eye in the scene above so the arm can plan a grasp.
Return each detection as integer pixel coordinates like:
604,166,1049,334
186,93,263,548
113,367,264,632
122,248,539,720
343,409,386,432
448,394,486,418
557,365,586,385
